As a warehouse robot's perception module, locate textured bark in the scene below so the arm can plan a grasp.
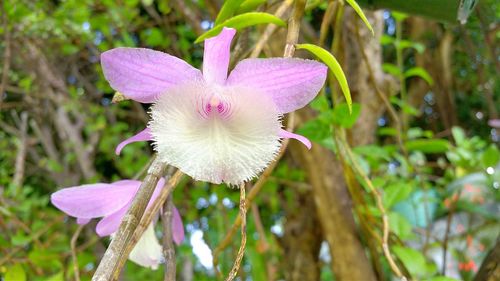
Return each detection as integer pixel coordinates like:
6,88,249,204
279,185,322,281
343,9,398,146
290,112,377,281
474,238,500,281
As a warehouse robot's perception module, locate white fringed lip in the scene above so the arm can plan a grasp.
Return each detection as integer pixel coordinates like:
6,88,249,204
149,81,282,185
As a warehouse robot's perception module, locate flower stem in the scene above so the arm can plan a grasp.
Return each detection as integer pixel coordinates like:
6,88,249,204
225,184,247,281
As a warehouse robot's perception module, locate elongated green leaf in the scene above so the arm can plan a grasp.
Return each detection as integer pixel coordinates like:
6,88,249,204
215,0,245,25
237,0,267,13
345,0,374,35
404,67,434,85
195,12,285,43
296,43,352,113
405,139,450,153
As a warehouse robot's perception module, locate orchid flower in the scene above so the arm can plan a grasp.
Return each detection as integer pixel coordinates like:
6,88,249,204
102,27,327,185
51,179,184,269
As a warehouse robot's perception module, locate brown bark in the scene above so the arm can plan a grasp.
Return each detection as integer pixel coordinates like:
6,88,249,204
343,9,398,146
407,18,457,131
290,110,377,281
279,184,322,281
474,238,500,281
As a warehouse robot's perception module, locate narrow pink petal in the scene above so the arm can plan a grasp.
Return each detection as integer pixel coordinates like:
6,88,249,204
202,27,236,85
226,58,327,113
488,119,500,128
51,180,140,219
101,48,202,103
115,127,153,155
172,207,185,245
147,178,166,210
77,217,91,225
279,129,312,149
95,204,128,236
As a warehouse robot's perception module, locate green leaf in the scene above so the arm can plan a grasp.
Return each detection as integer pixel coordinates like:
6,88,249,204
382,63,401,76
380,34,394,45
451,126,466,146
425,277,460,281
44,272,64,281
297,119,331,142
384,182,413,209
5,264,26,281
331,103,361,128
215,0,245,25
345,0,374,35
481,144,500,168
405,139,450,154
237,0,267,13
398,40,425,53
195,12,285,43
392,11,408,22
389,212,413,239
405,67,434,85
392,246,428,278
296,43,352,112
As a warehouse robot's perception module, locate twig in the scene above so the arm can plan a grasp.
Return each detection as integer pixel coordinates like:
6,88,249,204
13,112,28,191
0,6,11,109
92,157,167,281
112,170,184,280
318,0,338,46
442,190,461,275
162,194,176,281
250,0,293,58
71,224,85,281
225,184,247,281
0,216,64,266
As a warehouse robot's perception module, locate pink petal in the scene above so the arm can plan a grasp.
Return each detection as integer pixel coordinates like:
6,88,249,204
279,129,312,149
77,217,91,225
202,27,236,85
96,178,165,237
115,127,153,155
96,204,129,236
51,180,141,219
101,48,202,103
226,58,327,113
488,119,500,128
172,207,185,245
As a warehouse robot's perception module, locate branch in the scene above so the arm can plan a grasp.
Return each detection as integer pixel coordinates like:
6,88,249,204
112,170,184,280
0,6,11,109
71,224,85,281
92,157,167,281
162,194,176,281
13,112,28,191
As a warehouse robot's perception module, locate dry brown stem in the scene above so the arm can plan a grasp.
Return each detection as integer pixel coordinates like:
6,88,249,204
92,157,167,281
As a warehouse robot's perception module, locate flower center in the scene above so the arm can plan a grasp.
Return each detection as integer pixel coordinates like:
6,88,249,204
200,94,232,119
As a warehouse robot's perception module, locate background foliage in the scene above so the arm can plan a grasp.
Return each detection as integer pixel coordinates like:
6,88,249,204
0,0,498,280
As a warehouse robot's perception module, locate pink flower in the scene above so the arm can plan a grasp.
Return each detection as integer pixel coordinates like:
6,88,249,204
51,179,184,269
488,119,500,128
102,28,327,185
